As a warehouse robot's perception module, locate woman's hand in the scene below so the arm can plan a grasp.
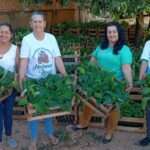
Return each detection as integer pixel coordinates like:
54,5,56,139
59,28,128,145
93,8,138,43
139,61,148,80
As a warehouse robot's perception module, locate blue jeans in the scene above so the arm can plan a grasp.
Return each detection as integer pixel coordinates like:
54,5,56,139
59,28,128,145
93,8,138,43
28,118,54,141
0,91,16,142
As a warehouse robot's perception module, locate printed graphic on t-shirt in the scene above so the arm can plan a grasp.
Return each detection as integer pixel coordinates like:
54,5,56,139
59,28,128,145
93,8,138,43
31,48,55,77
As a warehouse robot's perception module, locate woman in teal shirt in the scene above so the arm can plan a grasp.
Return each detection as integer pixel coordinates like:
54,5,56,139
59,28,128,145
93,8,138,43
72,22,133,144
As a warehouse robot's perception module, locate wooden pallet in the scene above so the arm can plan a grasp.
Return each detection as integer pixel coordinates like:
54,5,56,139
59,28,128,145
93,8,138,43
89,115,146,133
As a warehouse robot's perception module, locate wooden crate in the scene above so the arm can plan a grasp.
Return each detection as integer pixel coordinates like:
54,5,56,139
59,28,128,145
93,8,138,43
50,28,64,36
68,28,80,35
63,52,80,74
63,54,80,65
76,87,114,119
87,28,97,37
117,117,146,133
129,87,143,101
87,87,145,133
13,106,27,120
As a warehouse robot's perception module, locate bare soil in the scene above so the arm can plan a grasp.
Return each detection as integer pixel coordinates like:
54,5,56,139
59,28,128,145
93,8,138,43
1,120,150,150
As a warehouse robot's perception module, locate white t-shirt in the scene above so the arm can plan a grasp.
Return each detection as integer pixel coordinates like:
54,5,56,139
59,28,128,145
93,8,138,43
140,40,150,73
0,44,17,72
20,32,61,79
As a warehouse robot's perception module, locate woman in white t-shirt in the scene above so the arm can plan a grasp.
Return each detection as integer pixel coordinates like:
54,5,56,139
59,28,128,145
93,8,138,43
0,23,19,150
19,12,66,150
139,41,150,146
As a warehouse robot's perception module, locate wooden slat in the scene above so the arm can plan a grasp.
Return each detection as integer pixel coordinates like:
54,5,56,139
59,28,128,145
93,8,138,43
117,126,145,133
77,94,107,119
13,115,27,120
119,117,145,123
13,106,25,111
27,112,71,121
130,95,143,101
89,116,146,133
130,87,141,93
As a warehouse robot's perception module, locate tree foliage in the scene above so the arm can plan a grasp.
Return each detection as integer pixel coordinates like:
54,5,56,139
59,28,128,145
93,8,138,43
63,0,150,19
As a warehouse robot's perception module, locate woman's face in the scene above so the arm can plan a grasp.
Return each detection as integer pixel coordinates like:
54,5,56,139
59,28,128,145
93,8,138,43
30,14,46,33
0,25,12,43
106,25,119,45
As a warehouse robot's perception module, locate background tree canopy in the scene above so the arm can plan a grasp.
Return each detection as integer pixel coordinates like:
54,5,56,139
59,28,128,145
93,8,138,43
61,0,150,19
60,0,150,46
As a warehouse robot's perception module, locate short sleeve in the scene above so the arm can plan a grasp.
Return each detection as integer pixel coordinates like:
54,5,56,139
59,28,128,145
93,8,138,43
51,35,61,57
20,38,30,58
92,46,100,58
140,41,150,61
120,45,132,64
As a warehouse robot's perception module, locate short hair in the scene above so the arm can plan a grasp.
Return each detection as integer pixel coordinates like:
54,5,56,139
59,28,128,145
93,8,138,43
0,22,13,34
100,21,126,55
31,11,46,20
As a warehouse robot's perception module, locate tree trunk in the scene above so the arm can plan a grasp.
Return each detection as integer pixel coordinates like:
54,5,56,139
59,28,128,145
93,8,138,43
135,13,144,47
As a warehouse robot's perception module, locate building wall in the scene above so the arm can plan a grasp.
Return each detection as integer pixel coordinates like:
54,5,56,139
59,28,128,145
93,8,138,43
0,0,79,29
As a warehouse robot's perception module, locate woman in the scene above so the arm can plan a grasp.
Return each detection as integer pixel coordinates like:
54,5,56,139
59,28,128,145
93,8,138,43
139,40,150,146
19,12,66,150
72,22,133,144
0,23,19,150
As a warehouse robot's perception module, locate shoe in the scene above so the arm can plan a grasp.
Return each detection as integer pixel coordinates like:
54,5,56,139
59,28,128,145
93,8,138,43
139,137,150,146
102,136,112,144
29,141,37,150
49,135,59,145
71,125,88,131
0,143,4,150
7,138,17,148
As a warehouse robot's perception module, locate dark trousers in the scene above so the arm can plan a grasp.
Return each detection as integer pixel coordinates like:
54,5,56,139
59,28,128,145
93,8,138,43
0,91,16,142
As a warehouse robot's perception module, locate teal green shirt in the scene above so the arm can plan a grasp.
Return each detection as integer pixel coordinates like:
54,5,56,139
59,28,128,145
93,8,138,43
92,45,132,80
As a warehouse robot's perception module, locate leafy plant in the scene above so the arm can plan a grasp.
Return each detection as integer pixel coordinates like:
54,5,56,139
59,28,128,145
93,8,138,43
77,62,129,105
14,27,31,45
120,100,144,118
19,0,50,6
0,67,15,98
18,75,75,113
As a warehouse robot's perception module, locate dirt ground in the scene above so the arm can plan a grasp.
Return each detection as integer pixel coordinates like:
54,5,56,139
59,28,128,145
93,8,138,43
1,120,150,150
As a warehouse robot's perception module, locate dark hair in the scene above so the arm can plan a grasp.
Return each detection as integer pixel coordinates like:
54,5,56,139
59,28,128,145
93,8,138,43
100,22,126,55
0,22,13,34
31,11,46,20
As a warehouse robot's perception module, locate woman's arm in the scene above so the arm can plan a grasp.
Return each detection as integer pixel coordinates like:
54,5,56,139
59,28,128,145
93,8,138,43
19,58,28,91
122,64,133,91
139,60,148,80
55,56,66,76
15,47,19,73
